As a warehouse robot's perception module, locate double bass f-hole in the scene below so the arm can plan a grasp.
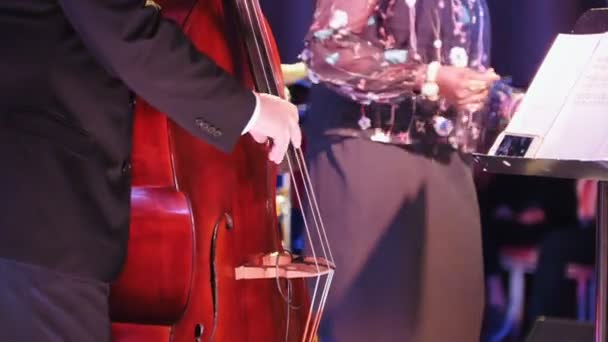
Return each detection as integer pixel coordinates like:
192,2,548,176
209,213,234,342
109,0,332,340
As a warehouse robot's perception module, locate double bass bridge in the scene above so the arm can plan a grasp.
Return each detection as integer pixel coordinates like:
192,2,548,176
235,252,335,280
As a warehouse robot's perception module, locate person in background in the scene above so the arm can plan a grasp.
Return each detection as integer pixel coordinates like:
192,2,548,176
300,0,523,341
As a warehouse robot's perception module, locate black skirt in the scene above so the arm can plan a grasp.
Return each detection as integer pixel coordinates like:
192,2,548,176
0,257,111,342
304,134,484,342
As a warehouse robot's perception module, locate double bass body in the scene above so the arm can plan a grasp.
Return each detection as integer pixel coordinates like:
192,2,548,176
108,0,328,341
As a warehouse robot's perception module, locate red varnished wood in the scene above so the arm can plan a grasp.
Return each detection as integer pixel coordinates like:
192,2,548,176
112,323,173,341
110,187,193,324
130,102,175,187
109,0,312,341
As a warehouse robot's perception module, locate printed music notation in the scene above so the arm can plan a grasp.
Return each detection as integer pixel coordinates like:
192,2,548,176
500,32,608,161
573,55,608,106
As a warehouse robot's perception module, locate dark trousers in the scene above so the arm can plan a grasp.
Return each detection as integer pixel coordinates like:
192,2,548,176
0,257,111,341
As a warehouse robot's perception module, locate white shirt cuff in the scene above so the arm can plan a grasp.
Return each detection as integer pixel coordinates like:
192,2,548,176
241,92,260,135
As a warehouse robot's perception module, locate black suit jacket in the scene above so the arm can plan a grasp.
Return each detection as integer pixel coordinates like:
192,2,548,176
0,0,256,281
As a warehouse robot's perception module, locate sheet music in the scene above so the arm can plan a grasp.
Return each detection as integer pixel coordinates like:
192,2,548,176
539,34,608,160
499,32,608,161
504,33,603,138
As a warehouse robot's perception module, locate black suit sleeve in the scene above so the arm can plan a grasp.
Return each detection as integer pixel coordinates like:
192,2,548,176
58,0,256,152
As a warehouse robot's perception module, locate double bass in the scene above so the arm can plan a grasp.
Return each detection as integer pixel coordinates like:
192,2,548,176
108,0,334,341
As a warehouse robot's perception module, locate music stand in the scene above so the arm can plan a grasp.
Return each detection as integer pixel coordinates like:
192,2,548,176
474,8,608,342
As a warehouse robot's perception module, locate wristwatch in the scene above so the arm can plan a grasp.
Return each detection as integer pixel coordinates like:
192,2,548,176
421,61,441,101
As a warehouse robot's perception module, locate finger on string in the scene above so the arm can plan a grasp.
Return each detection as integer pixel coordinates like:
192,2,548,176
269,135,288,164
289,122,302,149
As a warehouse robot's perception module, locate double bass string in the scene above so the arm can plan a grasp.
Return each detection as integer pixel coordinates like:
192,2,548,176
242,0,336,340
284,154,324,341
179,0,335,339
287,148,335,342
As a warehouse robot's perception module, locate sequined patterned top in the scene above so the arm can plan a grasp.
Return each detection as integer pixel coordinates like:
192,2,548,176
301,0,522,149
302,0,493,103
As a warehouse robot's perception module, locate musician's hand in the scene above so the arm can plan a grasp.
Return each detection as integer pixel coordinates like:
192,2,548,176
436,66,500,111
249,93,302,164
